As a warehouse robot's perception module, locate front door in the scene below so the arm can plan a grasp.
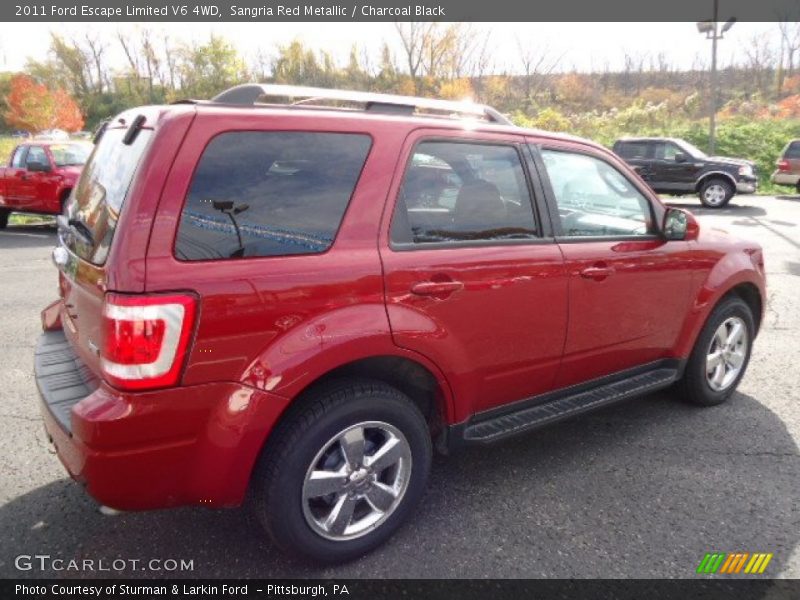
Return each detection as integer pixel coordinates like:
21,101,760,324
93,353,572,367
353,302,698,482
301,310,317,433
534,143,693,388
380,130,569,419
650,141,701,192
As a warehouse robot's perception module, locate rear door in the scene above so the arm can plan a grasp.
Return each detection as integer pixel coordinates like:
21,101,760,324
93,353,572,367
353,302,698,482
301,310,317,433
56,124,155,376
532,141,692,387
614,140,653,183
380,129,568,418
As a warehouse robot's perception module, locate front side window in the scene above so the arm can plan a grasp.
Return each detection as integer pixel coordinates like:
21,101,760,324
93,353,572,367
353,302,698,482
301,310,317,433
25,146,47,168
541,149,654,238
654,142,682,161
10,146,26,168
175,131,371,261
391,141,538,245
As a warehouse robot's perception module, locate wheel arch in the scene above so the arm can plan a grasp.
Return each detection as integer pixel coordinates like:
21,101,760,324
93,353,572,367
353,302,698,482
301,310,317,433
282,355,450,440
695,171,737,192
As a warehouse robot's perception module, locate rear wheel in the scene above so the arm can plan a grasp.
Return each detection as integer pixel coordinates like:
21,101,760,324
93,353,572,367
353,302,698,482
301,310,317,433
699,177,734,208
678,296,754,406
251,379,432,563
0,209,9,229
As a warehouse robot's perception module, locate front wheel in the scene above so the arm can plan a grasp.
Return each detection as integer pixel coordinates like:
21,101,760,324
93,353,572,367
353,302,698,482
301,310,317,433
699,178,734,208
0,209,9,229
251,379,432,563
678,296,754,406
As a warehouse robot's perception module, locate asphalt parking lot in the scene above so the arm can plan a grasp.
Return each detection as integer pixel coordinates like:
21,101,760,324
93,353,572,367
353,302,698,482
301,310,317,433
0,195,798,579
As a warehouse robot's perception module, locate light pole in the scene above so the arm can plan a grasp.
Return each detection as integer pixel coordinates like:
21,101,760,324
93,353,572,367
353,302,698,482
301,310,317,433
697,2,736,154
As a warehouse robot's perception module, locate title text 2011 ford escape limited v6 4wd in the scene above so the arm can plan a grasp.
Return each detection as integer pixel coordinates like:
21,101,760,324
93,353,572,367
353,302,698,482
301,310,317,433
35,85,765,562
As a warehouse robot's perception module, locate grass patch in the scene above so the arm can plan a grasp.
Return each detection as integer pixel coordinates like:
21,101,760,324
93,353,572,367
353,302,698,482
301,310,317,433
8,213,55,225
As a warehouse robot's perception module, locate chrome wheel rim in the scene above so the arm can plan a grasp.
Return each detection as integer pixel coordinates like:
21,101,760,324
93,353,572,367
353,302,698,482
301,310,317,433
301,421,412,541
706,316,748,392
703,184,727,206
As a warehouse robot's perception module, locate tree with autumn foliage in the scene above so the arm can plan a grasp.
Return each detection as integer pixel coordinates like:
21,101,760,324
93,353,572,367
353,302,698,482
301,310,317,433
4,74,84,133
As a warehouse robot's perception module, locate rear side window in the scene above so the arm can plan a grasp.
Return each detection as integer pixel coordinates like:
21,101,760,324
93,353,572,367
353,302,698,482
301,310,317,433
175,132,371,261
391,141,538,246
785,141,800,159
615,141,649,159
67,126,152,265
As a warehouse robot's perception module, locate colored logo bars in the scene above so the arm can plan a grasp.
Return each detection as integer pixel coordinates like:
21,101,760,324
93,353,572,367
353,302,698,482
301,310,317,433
697,552,773,574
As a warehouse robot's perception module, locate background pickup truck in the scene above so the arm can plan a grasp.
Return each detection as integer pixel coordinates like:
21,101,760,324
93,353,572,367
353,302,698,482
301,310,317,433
0,141,91,228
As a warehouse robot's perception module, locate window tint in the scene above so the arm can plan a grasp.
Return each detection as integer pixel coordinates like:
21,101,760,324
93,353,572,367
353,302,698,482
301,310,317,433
25,146,47,167
541,149,654,238
615,141,649,159
67,127,152,265
391,141,537,245
176,132,371,261
654,142,681,160
10,147,26,168
785,141,800,159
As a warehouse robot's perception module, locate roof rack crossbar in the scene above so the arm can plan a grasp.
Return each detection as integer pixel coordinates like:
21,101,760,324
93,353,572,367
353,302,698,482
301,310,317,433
210,83,513,125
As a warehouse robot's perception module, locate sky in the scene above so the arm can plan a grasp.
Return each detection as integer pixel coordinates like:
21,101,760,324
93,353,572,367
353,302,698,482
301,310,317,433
0,22,780,75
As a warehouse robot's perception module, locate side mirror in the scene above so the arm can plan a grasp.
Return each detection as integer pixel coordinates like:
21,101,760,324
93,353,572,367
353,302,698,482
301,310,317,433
674,152,688,163
27,161,50,173
664,207,699,241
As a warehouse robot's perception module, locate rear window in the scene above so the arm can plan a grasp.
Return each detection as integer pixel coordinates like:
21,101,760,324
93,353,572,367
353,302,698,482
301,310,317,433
784,141,800,159
175,131,371,261
50,143,92,166
66,127,152,265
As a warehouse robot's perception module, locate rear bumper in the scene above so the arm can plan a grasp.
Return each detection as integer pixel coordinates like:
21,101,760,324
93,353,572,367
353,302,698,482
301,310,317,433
35,329,291,510
771,171,800,186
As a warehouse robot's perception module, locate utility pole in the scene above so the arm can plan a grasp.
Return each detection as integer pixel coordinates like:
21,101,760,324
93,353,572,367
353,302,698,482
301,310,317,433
697,2,735,155
710,0,719,155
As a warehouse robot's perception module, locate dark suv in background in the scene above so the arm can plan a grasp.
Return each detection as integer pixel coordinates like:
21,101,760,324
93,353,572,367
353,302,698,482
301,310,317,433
613,137,758,208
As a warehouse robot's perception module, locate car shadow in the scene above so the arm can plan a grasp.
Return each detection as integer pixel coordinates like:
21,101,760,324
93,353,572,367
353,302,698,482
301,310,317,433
0,224,57,250
0,391,796,578
663,201,768,218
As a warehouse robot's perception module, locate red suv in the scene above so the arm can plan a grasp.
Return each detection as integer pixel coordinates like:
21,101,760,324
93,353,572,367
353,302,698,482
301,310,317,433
36,85,765,562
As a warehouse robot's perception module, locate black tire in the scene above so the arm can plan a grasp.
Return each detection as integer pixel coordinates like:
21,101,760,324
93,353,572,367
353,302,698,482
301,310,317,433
795,181,800,195
678,296,754,406
0,210,8,229
699,177,734,208
251,379,432,563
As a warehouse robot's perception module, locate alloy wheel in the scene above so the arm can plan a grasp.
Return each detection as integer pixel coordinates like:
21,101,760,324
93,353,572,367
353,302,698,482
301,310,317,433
706,316,748,391
301,421,412,541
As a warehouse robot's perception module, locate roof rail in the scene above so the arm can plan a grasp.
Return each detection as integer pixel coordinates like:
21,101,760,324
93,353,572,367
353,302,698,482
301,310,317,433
206,83,513,126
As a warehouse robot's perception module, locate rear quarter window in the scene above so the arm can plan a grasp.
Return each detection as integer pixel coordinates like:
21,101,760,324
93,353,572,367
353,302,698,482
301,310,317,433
175,131,372,261
614,141,649,160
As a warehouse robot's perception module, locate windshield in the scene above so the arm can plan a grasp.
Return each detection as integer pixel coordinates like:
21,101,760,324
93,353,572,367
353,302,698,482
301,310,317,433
65,127,152,265
49,143,92,166
677,140,708,159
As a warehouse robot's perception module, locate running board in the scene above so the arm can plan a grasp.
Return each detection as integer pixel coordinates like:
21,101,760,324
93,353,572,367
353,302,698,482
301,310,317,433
462,367,680,444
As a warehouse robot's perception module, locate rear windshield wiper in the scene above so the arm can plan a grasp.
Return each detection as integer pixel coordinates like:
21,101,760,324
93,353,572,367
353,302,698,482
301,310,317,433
57,215,95,246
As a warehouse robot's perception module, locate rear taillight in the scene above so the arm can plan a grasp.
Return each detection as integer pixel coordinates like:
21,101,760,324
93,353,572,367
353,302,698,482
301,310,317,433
777,159,790,172
100,293,197,391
